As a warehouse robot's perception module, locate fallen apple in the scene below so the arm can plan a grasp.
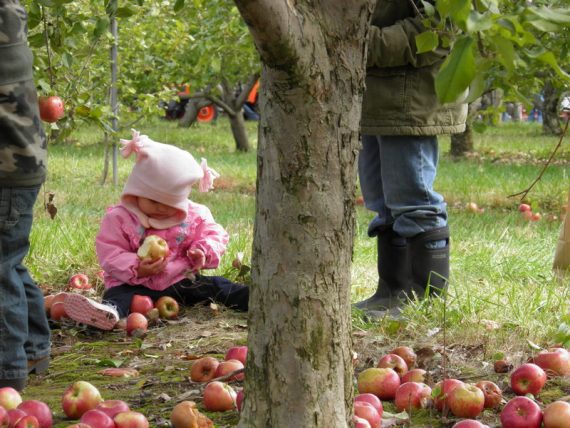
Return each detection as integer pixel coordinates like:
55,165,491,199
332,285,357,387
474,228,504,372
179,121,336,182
474,380,502,409
401,368,427,384
154,296,179,320
432,378,464,412
452,420,490,428
0,387,22,410
50,302,68,321
80,409,114,428
500,396,543,428
510,363,547,396
531,212,542,221
137,235,169,261
224,346,248,366
214,359,245,381
0,406,7,427
61,380,103,419
129,295,154,316
531,348,570,376
14,415,39,428
202,381,237,412
394,382,432,412
354,393,383,417
543,400,570,428
389,346,417,369
113,411,149,428
68,274,91,290
170,401,213,428
357,367,400,400
38,96,65,123
377,353,408,377
236,390,244,413
446,383,485,419
519,203,531,213
190,357,220,382
353,415,372,428
7,409,27,427
16,400,52,428
126,312,148,337
494,359,513,373
95,400,130,419
353,401,381,428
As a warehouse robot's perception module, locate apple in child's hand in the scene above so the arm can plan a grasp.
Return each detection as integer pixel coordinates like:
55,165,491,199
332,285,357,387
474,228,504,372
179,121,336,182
543,400,570,427
154,296,179,319
80,409,114,428
510,363,547,396
113,411,149,428
137,235,169,261
190,357,220,382
17,400,52,428
394,382,432,412
68,273,91,290
377,353,408,377
0,387,22,410
474,380,502,409
353,401,381,428
95,400,130,419
14,415,39,428
214,359,245,381
126,313,148,337
224,346,248,365
38,96,64,123
130,295,154,316
202,381,237,412
500,396,543,428
446,383,485,419
452,421,490,428
61,381,103,419
531,347,570,376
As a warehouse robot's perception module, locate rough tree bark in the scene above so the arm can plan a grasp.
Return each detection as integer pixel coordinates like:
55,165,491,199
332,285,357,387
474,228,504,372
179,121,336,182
542,79,562,136
233,1,374,427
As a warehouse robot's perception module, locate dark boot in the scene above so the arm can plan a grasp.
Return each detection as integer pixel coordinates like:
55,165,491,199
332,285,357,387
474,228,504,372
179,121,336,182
408,226,450,297
355,227,410,311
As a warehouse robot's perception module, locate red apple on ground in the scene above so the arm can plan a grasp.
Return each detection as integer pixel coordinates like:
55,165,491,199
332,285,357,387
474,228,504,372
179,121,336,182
43,295,55,314
394,382,432,412
452,421,490,428
500,396,543,428
38,96,65,123
357,367,401,400
354,393,383,417
137,235,169,261
401,368,427,384
0,406,7,427
352,415,372,428
353,401,381,428
531,212,542,221
113,411,149,428
446,383,485,419
494,359,513,373
433,378,465,412
224,346,248,365
65,425,91,428
474,380,502,409
68,274,90,290
126,313,148,337
202,381,237,412
16,400,52,428
80,409,114,428
61,380,103,419
7,409,26,427
531,348,570,376
519,203,531,213
377,354,408,377
190,357,220,382
214,359,245,381
50,302,68,321
236,390,244,412
0,387,22,410
390,346,417,368
543,400,570,428
95,400,130,419
510,363,547,396
154,296,179,319
14,415,39,428
129,295,154,316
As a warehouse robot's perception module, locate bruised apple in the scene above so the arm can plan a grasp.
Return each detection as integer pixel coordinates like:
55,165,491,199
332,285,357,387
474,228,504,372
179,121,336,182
214,359,244,381
137,235,169,261
202,382,236,412
475,380,502,409
377,354,408,377
394,382,432,412
170,401,213,428
190,357,220,382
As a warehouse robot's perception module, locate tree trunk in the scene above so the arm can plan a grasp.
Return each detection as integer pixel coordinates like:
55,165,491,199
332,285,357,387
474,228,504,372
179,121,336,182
228,111,250,152
178,98,210,127
450,122,473,158
233,2,374,427
542,80,561,135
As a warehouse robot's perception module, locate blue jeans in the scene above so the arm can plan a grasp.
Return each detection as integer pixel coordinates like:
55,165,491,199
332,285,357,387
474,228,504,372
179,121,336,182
358,135,447,238
0,186,50,380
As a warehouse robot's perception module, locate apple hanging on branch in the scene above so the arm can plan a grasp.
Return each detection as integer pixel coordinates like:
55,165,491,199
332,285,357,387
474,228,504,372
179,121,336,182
38,96,65,123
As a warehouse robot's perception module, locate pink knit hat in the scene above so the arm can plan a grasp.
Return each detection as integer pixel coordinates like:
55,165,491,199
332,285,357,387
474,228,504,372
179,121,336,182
120,129,219,229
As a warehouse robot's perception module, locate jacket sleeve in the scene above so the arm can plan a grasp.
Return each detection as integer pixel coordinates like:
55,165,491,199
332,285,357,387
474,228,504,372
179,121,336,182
186,207,229,270
96,211,151,286
367,16,449,69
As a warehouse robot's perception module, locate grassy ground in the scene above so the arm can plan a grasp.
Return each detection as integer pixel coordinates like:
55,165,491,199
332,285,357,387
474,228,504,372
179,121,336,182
23,118,570,426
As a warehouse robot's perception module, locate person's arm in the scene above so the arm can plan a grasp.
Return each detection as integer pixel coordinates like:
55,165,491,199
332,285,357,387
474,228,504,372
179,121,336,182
186,207,229,271
367,15,448,69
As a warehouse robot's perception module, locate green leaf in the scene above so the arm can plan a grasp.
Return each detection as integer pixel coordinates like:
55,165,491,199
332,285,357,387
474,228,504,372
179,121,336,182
96,358,125,368
527,339,542,351
420,0,435,17
116,7,136,18
527,19,561,33
416,31,439,54
465,72,486,104
491,35,516,71
529,6,570,25
435,36,475,104
62,52,73,68
436,0,471,26
535,51,570,80
466,11,493,33
174,0,186,12
94,17,110,38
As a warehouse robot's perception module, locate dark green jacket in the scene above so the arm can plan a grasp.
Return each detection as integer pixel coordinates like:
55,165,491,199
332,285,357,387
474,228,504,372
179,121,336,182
0,0,46,187
361,1,467,136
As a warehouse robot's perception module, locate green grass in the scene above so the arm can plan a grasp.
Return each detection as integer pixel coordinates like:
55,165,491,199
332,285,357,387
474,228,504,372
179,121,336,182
30,118,570,354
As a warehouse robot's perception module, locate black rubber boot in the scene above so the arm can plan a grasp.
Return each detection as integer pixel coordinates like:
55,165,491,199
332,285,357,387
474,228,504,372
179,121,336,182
408,226,450,297
355,227,410,311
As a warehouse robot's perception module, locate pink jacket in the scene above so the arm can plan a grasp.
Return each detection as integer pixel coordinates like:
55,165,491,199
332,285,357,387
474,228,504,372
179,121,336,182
96,201,229,291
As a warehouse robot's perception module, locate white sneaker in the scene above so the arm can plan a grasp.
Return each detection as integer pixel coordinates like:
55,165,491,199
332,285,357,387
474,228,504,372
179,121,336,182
64,293,119,330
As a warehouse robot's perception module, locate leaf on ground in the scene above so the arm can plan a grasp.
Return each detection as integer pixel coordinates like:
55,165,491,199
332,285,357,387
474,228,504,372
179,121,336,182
98,367,140,377
200,330,214,338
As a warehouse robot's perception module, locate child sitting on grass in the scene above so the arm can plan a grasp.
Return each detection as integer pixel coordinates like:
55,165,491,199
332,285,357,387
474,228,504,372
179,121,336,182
64,130,249,330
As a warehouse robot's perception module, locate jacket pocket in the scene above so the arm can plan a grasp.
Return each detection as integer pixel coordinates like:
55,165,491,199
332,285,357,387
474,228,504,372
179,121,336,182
362,68,407,122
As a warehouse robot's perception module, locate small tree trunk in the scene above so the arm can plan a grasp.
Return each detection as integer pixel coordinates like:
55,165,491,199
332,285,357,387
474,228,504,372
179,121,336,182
450,122,473,157
179,98,210,127
542,80,561,135
228,111,250,152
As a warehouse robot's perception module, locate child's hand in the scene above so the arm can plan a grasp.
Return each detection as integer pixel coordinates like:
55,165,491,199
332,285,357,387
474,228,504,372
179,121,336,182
187,248,206,272
137,257,168,278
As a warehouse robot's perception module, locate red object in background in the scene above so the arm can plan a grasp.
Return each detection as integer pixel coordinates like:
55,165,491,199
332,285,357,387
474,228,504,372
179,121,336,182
197,105,216,122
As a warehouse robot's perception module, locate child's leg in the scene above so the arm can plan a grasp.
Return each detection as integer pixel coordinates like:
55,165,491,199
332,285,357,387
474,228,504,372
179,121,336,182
172,276,249,311
64,294,119,331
